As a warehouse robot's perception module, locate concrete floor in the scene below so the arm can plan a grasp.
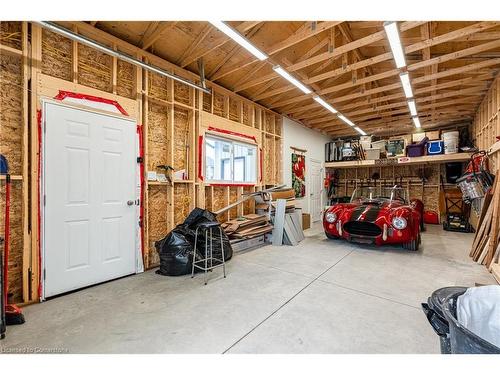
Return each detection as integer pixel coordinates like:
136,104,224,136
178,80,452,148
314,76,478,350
0,223,495,354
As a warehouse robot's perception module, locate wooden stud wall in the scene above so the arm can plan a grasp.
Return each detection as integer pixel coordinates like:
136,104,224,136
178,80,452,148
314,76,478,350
470,73,500,273
0,22,283,301
471,73,500,171
0,21,29,303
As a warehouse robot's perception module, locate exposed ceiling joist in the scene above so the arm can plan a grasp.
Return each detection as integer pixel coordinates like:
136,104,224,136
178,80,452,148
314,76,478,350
141,22,178,50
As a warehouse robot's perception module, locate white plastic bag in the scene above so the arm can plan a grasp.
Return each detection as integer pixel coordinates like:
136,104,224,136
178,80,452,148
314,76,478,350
457,285,500,347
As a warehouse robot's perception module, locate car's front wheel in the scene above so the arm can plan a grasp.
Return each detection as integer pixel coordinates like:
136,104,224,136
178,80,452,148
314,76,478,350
404,233,420,251
325,231,340,240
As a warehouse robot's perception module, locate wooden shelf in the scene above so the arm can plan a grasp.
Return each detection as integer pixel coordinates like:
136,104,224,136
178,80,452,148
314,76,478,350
173,180,194,184
147,180,171,186
0,175,23,181
325,152,474,169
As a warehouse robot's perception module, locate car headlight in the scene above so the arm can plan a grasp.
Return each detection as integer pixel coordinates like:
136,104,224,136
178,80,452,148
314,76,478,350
325,212,337,223
392,217,407,230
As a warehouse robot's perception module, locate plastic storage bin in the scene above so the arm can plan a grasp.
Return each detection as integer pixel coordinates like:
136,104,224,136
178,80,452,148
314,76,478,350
427,140,444,155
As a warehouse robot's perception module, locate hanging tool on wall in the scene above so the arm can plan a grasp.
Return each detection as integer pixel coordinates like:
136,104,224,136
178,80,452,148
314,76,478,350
0,155,25,326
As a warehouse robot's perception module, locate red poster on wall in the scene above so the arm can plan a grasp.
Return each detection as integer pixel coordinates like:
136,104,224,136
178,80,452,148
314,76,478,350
292,153,306,198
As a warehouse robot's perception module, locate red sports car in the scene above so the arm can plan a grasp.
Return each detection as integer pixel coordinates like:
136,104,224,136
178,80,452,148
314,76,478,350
323,186,423,251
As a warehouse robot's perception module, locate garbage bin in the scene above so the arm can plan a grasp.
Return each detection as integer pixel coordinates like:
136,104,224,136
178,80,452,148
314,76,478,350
442,290,500,354
422,287,500,354
422,286,467,353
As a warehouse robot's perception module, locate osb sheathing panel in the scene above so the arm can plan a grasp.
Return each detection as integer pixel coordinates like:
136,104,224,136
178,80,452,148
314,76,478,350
0,183,23,302
0,54,23,175
147,186,169,266
174,81,191,106
265,113,274,134
229,98,239,122
204,186,213,211
147,103,170,171
243,186,255,215
173,107,190,173
275,117,282,136
116,60,135,99
203,92,212,113
213,92,226,117
41,29,72,83
148,72,169,101
77,44,112,93
174,184,190,225
229,187,238,219
0,21,22,50
242,104,250,126
275,138,282,184
264,135,274,183
212,187,226,223
422,187,439,212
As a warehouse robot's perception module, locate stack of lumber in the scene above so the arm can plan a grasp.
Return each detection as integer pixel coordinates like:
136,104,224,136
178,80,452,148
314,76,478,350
221,214,273,239
255,188,296,214
469,171,500,280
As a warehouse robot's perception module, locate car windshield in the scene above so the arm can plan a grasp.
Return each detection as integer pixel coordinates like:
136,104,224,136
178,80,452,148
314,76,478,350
350,186,407,204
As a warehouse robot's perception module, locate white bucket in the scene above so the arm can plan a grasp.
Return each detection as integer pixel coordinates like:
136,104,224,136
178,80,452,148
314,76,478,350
443,131,459,154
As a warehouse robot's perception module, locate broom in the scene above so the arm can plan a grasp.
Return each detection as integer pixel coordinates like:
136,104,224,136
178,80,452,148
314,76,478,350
1,156,25,325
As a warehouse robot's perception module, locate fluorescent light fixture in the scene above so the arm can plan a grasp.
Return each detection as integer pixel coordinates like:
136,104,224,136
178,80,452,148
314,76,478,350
408,99,417,116
384,21,406,68
210,21,268,61
399,72,413,98
338,114,355,127
273,66,312,94
314,96,338,113
412,116,421,128
354,127,367,136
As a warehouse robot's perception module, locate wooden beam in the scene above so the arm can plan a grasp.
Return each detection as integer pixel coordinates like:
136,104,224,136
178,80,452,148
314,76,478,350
307,86,487,125
305,21,500,85
210,21,341,82
288,74,491,118
141,22,178,50
207,23,263,79
257,20,499,104
180,21,261,68
234,21,424,93
269,57,500,111
177,24,213,67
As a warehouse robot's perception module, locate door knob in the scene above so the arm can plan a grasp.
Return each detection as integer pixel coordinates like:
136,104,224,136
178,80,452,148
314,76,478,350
127,200,134,206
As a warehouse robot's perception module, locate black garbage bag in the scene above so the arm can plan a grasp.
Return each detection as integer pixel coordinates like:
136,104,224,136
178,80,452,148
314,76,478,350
175,220,233,262
155,230,196,276
180,207,232,261
154,208,233,276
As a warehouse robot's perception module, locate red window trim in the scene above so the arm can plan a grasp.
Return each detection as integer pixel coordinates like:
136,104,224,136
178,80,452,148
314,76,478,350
207,126,257,144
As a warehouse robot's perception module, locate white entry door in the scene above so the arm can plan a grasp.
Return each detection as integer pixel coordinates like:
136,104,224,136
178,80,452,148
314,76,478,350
310,159,323,222
43,101,137,298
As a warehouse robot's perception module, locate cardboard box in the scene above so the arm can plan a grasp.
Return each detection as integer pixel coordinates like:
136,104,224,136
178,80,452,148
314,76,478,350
302,213,311,230
412,132,426,143
426,130,441,140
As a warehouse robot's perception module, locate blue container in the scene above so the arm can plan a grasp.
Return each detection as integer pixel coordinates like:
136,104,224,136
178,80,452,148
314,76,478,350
427,140,444,155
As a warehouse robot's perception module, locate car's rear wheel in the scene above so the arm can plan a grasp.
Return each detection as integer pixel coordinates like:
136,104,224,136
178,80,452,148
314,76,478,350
325,231,340,240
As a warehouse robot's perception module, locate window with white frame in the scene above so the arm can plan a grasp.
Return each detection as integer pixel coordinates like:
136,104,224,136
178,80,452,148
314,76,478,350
205,134,257,184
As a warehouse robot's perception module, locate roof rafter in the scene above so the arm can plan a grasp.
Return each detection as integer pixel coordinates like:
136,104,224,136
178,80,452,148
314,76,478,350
210,21,341,82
